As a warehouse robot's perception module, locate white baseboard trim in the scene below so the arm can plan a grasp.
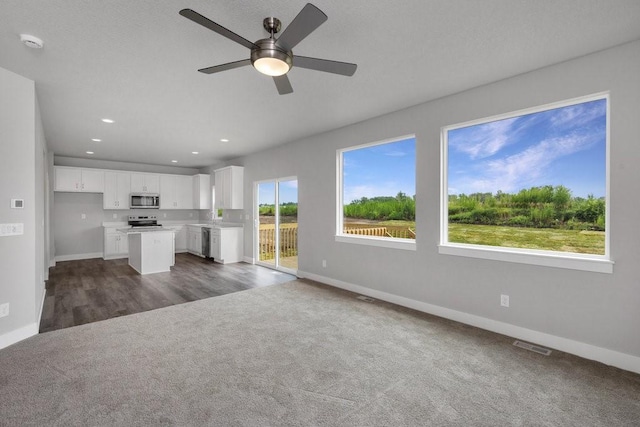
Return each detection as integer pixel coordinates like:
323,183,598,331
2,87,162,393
103,254,128,260
49,258,56,267
55,252,103,262
297,270,640,375
243,256,255,264
0,323,39,350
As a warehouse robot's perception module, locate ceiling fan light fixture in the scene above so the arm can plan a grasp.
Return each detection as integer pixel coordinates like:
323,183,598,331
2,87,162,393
253,57,290,76
251,39,292,77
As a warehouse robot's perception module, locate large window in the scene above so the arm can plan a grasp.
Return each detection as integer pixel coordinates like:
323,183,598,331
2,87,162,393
336,135,416,250
440,93,611,273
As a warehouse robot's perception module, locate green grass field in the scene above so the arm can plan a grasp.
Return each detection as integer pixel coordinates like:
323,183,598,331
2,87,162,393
448,223,605,255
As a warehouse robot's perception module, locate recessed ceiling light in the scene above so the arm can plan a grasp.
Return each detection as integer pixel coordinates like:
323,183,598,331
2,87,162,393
91,138,101,142
101,118,114,124
171,160,178,163
20,34,43,49
192,151,199,154
220,139,229,142
86,151,94,154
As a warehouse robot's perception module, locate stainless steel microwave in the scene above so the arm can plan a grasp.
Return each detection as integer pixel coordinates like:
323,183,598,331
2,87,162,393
130,193,160,209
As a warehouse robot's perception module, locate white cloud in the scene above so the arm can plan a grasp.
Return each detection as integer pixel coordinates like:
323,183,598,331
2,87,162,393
450,117,519,160
384,150,407,157
459,132,598,194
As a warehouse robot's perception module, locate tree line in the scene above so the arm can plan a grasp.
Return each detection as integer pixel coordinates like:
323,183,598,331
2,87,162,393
449,185,605,230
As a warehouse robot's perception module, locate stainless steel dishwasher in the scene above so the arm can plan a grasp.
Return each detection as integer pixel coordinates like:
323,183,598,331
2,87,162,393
201,227,211,258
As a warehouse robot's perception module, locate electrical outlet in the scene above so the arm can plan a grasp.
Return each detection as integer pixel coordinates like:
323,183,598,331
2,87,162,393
0,303,9,318
112,213,117,219
500,294,510,307
81,213,86,220
322,260,327,268
163,213,167,218
189,213,193,217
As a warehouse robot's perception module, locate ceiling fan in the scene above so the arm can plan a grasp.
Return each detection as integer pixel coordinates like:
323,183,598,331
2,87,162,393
179,3,357,95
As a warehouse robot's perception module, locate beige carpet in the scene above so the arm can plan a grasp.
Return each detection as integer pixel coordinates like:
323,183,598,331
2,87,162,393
1,279,639,426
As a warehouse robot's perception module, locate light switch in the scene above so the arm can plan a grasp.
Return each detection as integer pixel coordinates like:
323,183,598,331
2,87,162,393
0,223,24,236
81,214,86,220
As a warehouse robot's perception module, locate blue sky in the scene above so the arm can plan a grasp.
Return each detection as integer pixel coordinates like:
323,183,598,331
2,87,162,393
447,99,607,198
343,137,416,204
258,179,298,205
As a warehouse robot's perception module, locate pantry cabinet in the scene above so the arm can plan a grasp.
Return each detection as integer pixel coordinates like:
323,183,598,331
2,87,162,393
214,166,243,210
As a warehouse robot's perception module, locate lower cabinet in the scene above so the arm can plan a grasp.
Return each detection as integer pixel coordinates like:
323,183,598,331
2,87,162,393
187,226,203,257
210,227,243,264
165,225,187,252
104,228,128,259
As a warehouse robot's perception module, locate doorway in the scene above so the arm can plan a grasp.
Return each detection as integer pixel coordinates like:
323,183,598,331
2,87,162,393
255,177,298,274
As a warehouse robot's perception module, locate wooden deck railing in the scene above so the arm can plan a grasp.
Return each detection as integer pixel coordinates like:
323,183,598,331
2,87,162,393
259,224,298,261
258,222,415,261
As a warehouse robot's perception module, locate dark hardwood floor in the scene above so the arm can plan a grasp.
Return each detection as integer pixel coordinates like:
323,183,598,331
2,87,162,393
39,253,296,333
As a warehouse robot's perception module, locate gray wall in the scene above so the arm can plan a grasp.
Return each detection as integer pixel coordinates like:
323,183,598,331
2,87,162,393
0,66,38,338
231,40,640,360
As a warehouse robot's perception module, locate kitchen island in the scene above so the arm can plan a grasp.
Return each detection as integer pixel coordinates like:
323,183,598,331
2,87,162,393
119,228,175,275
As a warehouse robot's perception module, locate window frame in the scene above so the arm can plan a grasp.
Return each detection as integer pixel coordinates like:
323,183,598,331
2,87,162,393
336,135,417,251
439,92,613,273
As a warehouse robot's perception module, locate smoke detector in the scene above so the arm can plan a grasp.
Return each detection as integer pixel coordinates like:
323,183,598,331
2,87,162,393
20,34,44,49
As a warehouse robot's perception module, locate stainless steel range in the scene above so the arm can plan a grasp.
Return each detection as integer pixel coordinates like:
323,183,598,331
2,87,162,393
128,215,163,229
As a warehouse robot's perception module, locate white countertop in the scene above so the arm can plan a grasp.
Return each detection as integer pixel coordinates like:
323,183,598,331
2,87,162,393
117,227,175,234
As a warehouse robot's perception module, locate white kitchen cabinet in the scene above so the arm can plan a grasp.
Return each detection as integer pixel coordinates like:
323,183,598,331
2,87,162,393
210,227,243,264
193,174,211,210
54,166,104,193
103,227,129,259
187,226,202,256
214,166,243,210
103,171,131,209
165,225,187,252
130,173,160,193
160,174,193,209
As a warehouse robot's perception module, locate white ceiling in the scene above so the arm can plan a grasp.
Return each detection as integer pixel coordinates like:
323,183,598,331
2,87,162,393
1,1,640,168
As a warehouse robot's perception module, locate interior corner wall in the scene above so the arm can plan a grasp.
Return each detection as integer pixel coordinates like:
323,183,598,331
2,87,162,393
0,66,38,346
34,95,47,316
234,40,640,368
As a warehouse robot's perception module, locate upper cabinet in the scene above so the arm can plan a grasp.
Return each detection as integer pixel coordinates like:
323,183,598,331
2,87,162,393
54,166,104,193
160,174,194,209
193,174,211,210
130,173,160,193
103,171,131,209
214,166,243,210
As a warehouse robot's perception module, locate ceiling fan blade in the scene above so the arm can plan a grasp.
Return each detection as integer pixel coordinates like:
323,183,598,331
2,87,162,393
179,9,257,50
273,75,293,95
198,59,251,74
275,3,328,51
294,56,357,76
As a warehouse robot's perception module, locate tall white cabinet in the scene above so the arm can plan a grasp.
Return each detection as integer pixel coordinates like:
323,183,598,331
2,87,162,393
214,166,243,210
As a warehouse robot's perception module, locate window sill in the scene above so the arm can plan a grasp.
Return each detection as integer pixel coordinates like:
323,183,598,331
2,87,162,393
438,243,613,274
336,235,416,251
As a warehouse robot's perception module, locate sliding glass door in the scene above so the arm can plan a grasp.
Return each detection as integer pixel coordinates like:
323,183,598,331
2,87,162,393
255,177,298,273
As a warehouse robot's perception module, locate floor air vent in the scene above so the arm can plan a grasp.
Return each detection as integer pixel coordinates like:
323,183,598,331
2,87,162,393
513,340,552,356
356,295,376,303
